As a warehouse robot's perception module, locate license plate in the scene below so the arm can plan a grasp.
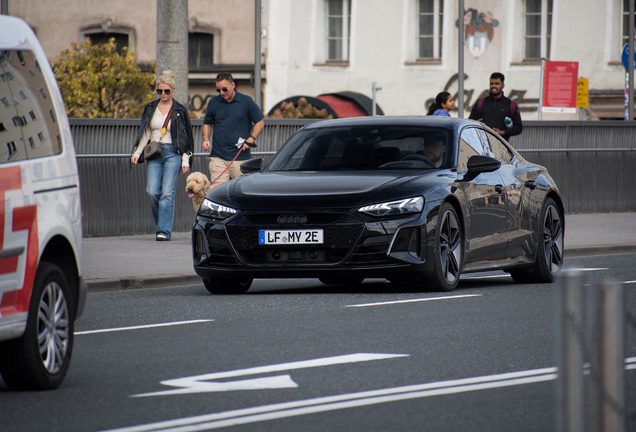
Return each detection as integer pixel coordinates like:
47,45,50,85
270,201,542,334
259,229,324,245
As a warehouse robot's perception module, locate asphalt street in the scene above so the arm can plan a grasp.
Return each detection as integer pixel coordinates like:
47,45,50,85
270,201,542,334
1,253,634,432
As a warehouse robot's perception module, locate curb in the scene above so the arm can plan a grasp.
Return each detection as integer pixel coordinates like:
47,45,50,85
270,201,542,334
86,274,201,292
84,246,636,292
563,245,636,258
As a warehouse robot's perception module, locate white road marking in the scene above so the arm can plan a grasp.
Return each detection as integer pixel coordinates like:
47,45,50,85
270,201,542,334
100,368,557,432
100,358,636,432
461,274,511,280
565,268,609,272
625,280,636,284
75,320,214,335
346,294,481,308
132,353,408,397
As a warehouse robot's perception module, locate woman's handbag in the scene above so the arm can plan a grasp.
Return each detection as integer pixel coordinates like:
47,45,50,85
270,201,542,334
143,141,162,160
142,105,173,161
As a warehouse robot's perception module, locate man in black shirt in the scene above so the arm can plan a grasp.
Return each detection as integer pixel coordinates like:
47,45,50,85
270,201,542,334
469,72,523,142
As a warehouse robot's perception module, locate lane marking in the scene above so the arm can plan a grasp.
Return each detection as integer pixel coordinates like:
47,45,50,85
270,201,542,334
461,274,511,280
133,353,408,397
75,320,214,335
101,358,636,432
346,294,481,308
625,280,636,284
565,268,609,272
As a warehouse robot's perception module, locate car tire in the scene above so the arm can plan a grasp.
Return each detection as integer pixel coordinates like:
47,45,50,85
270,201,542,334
203,277,253,294
510,198,563,284
421,203,463,292
319,277,364,285
0,261,74,390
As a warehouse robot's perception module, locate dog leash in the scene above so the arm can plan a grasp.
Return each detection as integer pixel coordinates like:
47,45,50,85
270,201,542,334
211,147,243,185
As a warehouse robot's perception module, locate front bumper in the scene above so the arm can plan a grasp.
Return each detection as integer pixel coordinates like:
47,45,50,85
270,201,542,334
192,209,435,280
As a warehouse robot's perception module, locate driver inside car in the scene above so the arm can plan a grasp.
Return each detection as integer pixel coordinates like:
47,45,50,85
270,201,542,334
418,136,446,168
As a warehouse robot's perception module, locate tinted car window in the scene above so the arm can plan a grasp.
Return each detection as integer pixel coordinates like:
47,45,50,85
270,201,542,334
486,131,513,163
0,49,62,161
457,127,489,171
266,125,454,172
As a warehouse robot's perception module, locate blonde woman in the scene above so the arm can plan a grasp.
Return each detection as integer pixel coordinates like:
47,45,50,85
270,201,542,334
131,70,194,241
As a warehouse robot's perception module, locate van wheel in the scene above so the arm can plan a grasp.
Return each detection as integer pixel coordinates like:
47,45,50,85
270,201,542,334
0,262,74,390
203,277,252,294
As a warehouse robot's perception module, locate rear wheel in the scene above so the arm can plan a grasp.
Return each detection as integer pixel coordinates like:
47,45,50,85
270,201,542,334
421,203,463,292
510,198,563,284
203,277,253,294
0,262,74,390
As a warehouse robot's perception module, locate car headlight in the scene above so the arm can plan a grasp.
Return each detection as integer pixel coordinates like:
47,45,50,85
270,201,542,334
358,197,424,217
198,199,238,219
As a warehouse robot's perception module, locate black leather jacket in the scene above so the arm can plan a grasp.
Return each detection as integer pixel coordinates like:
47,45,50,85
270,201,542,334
132,99,194,163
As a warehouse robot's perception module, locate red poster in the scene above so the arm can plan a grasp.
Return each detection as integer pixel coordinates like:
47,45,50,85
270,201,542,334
543,61,579,109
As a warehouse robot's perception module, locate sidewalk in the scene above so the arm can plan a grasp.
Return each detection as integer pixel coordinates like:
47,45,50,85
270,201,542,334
82,212,636,292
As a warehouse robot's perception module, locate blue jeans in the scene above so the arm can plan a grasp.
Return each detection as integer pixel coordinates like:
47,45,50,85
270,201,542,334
146,144,181,238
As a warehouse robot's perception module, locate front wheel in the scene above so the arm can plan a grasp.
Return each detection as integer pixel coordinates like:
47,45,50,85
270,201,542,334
0,262,74,390
203,277,253,294
510,198,563,284
421,203,463,292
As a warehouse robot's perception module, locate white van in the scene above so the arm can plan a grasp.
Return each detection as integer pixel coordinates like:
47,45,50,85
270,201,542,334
0,15,86,390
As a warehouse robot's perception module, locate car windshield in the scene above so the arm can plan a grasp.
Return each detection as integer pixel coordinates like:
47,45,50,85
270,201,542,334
264,125,454,172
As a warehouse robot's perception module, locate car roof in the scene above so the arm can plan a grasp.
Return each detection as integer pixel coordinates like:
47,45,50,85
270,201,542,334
302,116,481,135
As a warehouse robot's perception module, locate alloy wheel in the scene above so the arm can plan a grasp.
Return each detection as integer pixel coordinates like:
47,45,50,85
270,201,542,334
439,209,462,284
542,204,564,275
37,281,70,374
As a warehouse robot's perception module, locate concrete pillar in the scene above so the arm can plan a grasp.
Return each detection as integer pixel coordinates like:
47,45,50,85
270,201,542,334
157,0,188,107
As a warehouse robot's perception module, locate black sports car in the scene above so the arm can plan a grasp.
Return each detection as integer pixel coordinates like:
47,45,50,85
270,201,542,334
192,117,564,294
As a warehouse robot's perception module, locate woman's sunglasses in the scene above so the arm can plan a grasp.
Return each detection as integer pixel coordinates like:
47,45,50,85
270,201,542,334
156,89,172,95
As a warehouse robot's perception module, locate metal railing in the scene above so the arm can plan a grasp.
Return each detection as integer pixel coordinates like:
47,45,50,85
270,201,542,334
70,119,636,236
557,271,633,432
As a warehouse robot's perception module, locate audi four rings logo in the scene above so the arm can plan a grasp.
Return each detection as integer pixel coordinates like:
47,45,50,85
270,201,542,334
277,214,308,224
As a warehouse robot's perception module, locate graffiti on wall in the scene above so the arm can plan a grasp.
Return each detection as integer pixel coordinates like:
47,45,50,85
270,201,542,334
425,73,539,114
456,8,500,58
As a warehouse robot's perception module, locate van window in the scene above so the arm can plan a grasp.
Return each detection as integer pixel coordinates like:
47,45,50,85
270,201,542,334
0,49,63,161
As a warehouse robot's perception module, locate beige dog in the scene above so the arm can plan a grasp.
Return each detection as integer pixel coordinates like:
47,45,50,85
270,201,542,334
185,172,212,211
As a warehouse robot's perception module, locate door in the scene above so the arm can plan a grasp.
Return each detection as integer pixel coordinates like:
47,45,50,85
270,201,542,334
457,127,508,263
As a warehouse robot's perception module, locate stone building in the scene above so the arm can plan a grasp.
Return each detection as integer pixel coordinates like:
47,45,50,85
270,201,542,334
7,0,635,120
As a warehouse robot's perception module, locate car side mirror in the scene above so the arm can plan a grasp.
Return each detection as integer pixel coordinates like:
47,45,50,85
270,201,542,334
467,155,501,174
239,158,263,174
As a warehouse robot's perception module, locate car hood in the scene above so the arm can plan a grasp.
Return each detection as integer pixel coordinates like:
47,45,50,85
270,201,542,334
222,171,443,210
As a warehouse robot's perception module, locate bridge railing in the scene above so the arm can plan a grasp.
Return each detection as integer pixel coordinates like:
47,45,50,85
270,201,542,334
70,119,636,236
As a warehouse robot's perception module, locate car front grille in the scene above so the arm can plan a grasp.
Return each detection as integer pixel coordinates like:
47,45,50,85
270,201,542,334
225,213,365,266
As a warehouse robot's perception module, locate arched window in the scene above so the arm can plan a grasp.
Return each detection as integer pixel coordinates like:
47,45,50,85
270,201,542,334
81,26,135,54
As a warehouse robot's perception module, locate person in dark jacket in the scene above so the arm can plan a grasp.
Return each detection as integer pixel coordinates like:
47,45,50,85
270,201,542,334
131,70,194,241
469,72,522,141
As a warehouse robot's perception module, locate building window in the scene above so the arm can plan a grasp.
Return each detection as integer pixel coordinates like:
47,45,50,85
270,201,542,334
86,32,129,54
418,0,443,59
525,0,552,60
327,0,351,61
623,0,636,48
189,33,214,71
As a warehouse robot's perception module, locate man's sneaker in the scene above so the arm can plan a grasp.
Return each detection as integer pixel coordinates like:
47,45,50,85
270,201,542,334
156,234,170,241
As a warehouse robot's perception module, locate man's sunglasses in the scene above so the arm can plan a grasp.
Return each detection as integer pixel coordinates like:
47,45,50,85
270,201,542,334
156,88,172,95
216,87,230,93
